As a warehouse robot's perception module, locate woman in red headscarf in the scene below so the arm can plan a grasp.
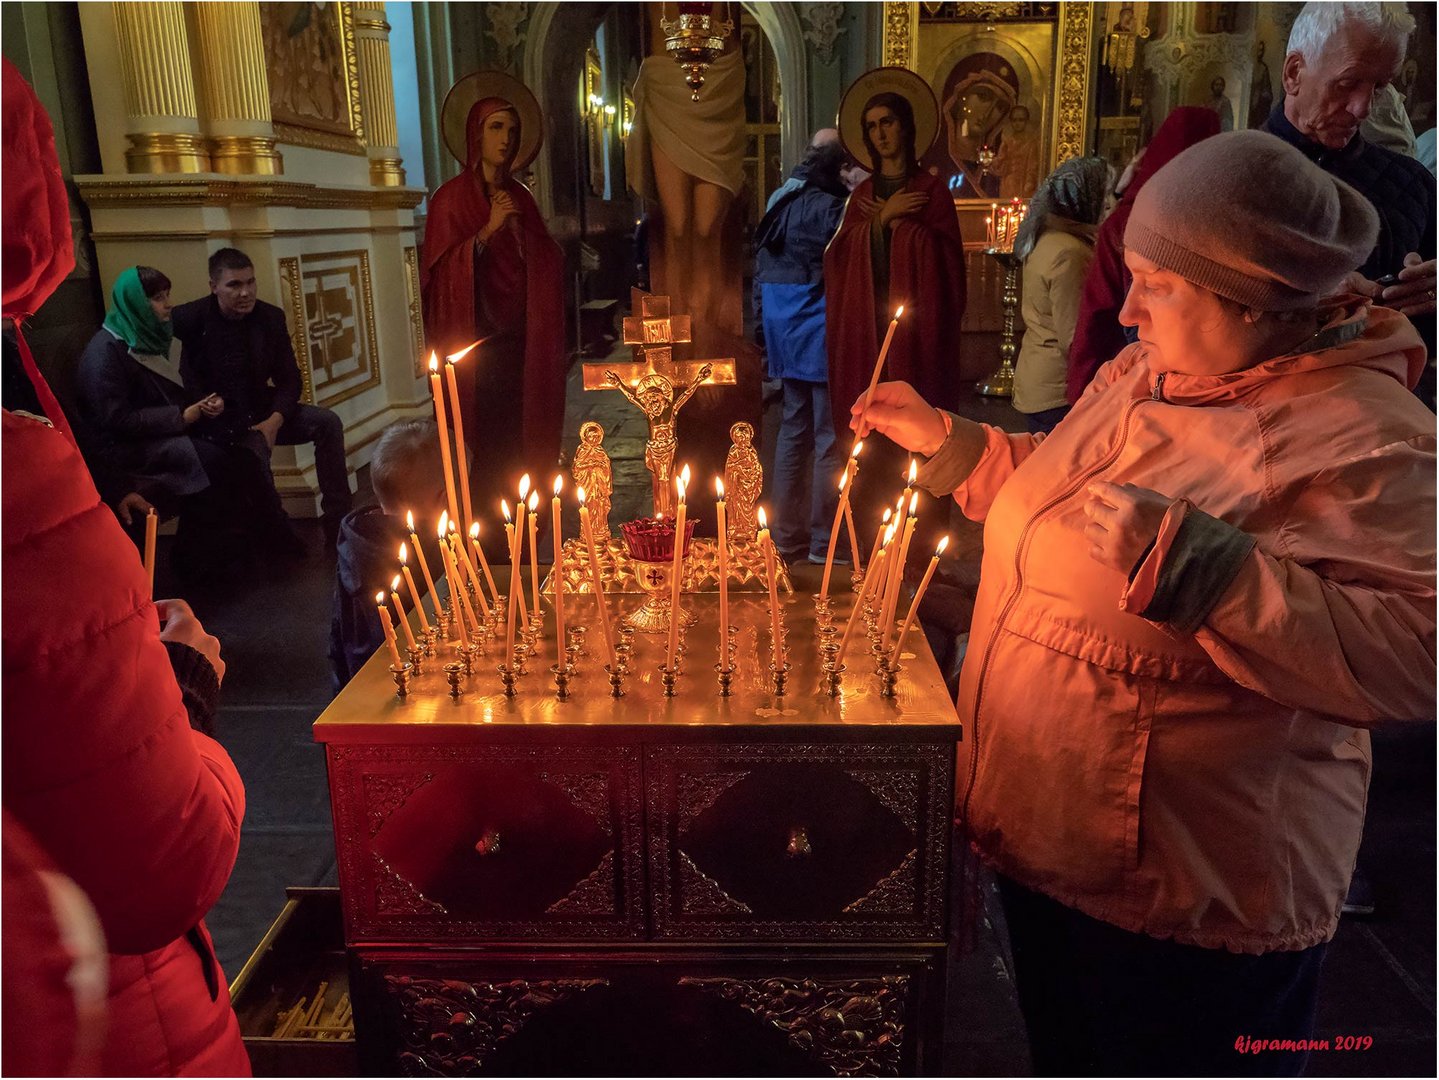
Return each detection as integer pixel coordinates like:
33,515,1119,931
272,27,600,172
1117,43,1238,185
421,96,566,477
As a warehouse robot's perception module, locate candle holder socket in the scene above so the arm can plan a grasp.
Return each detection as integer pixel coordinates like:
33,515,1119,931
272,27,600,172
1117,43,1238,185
715,662,735,697
566,624,587,668
405,646,424,677
850,569,865,591
497,663,518,698
659,664,679,697
389,661,413,699
769,661,792,696
879,660,901,699
550,663,572,701
443,661,464,699
604,662,626,698
823,662,846,697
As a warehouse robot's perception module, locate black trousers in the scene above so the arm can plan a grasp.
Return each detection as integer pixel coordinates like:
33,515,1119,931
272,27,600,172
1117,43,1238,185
998,875,1327,1077
238,403,352,519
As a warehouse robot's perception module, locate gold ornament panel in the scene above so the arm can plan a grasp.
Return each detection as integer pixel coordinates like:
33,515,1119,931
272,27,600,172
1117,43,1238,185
261,1,366,154
279,249,382,407
403,245,425,378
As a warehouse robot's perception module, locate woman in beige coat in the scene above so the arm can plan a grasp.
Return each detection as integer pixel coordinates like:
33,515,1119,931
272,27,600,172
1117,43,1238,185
1011,157,1111,433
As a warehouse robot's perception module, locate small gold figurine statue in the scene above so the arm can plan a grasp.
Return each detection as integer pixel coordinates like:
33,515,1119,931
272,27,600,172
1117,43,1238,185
724,421,762,542
604,364,712,518
571,420,613,538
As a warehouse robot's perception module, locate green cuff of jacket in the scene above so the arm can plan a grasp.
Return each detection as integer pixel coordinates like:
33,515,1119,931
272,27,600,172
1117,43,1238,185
916,411,977,496
1139,504,1256,633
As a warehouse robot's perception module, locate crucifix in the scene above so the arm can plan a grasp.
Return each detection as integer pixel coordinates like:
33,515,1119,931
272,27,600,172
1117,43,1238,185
583,290,735,518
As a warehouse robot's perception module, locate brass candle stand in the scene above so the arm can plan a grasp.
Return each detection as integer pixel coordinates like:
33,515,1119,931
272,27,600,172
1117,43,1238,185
405,646,424,678
769,661,791,697
498,663,518,698
565,624,587,669
604,662,626,698
615,626,637,675
976,249,1021,398
551,663,573,701
659,664,679,697
443,661,464,699
879,657,901,699
822,662,846,697
715,661,735,696
389,661,413,699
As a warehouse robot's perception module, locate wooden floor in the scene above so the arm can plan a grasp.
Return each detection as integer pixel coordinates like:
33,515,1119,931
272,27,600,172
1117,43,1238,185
182,356,1435,1076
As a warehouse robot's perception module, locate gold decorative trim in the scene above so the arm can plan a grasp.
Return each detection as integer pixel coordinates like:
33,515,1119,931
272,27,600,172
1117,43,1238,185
75,177,423,210
88,225,415,242
1052,2,1095,167
403,245,425,377
340,2,365,139
271,121,366,155
369,156,407,186
267,1,366,154
125,132,209,174
291,249,382,408
882,2,917,68
208,135,284,176
276,256,312,403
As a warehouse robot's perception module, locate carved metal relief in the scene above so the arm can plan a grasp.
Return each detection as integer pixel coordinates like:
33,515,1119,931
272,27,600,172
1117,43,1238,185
842,849,919,915
374,852,446,916
1054,2,1095,165
845,770,919,834
539,771,612,836
678,851,752,915
545,851,617,916
365,772,434,836
383,974,608,1075
677,770,750,834
679,976,909,1076
403,245,425,377
881,2,914,68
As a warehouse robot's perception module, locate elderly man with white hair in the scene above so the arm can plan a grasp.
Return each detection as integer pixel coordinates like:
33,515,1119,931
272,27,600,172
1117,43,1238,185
1263,3,1436,356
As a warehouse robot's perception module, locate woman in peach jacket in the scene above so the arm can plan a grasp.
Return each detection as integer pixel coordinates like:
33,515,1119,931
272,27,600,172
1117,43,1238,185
854,131,1435,1075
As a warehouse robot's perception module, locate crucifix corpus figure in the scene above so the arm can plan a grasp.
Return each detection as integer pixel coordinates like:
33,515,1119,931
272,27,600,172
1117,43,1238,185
604,365,712,518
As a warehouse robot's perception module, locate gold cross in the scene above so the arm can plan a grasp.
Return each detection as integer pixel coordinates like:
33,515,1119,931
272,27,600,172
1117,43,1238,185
581,290,736,391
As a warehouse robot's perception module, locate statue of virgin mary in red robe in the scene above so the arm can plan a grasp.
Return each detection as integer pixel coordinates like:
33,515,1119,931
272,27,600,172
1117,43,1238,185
421,90,566,472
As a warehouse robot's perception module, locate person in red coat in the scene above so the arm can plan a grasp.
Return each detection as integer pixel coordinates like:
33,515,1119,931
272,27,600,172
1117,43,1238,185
1066,107,1222,402
421,95,567,493
2,58,251,1077
825,89,967,556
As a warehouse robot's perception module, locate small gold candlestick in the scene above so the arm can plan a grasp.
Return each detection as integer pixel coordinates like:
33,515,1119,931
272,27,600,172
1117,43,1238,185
715,661,735,697
812,593,834,632
526,613,543,656
605,662,626,698
423,626,439,658
659,664,679,697
850,569,865,592
566,624,587,669
819,641,840,673
465,641,482,675
616,625,636,675
878,656,901,699
497,662,518,697
389,661,413,699
823,662,846,697
443,660,464,699
551,663,572,701
406,645,425,678
512,643,529,677
769,661,791,697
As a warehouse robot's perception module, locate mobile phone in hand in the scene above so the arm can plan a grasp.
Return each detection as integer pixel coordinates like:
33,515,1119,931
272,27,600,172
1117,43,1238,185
1375,272,1401,287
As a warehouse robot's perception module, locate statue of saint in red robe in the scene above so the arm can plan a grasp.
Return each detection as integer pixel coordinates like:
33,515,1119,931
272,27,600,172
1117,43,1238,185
825,89,967,555
421,96,566,477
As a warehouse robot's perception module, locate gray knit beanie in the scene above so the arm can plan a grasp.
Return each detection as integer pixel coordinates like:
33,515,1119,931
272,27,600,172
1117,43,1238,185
1124,130,1378,311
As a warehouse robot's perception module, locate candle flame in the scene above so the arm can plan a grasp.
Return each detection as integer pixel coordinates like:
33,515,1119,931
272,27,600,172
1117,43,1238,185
527,491,539,512
501,499,512,522
439,509,449,534
576,486,587,506
553,474,563,496
894,304,905,319
851,440,864,459
399,541,408,563
937,535,950,555
675,473,687,500
375,590,386,605
908,459,918,483
518,473,531,500
391,574,401,591
909,491,919,515
757,507,768,529
680,463,691,488
447,337,483,364
882,507,892,523
838,470,848,492
885,522,898,544
715,477,725,499
406,510,415,531
469,521,480,538
427,352,438,372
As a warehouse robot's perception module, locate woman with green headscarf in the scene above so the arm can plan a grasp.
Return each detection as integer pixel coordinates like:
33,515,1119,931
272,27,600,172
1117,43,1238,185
77,265,225,509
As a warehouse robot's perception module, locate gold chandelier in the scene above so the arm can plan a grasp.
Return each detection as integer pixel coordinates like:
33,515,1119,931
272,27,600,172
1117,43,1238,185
661,3,735,101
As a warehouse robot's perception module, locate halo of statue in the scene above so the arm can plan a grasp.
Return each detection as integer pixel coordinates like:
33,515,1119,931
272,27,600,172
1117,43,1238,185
837,66,940,165
440,70,544,168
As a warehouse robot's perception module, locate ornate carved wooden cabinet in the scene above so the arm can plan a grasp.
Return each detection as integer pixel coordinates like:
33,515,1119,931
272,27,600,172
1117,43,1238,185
316,596,962,1077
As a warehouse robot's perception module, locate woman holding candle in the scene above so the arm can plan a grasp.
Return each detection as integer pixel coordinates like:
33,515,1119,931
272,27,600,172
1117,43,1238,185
849,133,1436,1073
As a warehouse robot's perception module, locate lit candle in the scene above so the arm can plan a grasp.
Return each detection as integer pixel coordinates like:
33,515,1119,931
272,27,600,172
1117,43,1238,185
389,576,417,652
865,507,893,583
449,521,491,619
376,591,404,668
552,476,566,668
428,355,461,532
514,477,531,625
837,525,892,666
446,534,482,640
757,507,785,670
469,521,499,605
856,306,905,426
503,500,521,663
577,487,617,667
666,470,688,671
398,543,431,635
881,493,920,652
843,440,864,573
438,514,471,649
715,477,729,665
819,442,863,603
444,347,478,538
406,511,440,620
526,489,541,618
890,536,949,665
143,506,158,597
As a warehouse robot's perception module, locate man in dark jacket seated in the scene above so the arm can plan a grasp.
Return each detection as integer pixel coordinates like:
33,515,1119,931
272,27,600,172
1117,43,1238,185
173,247,353,551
